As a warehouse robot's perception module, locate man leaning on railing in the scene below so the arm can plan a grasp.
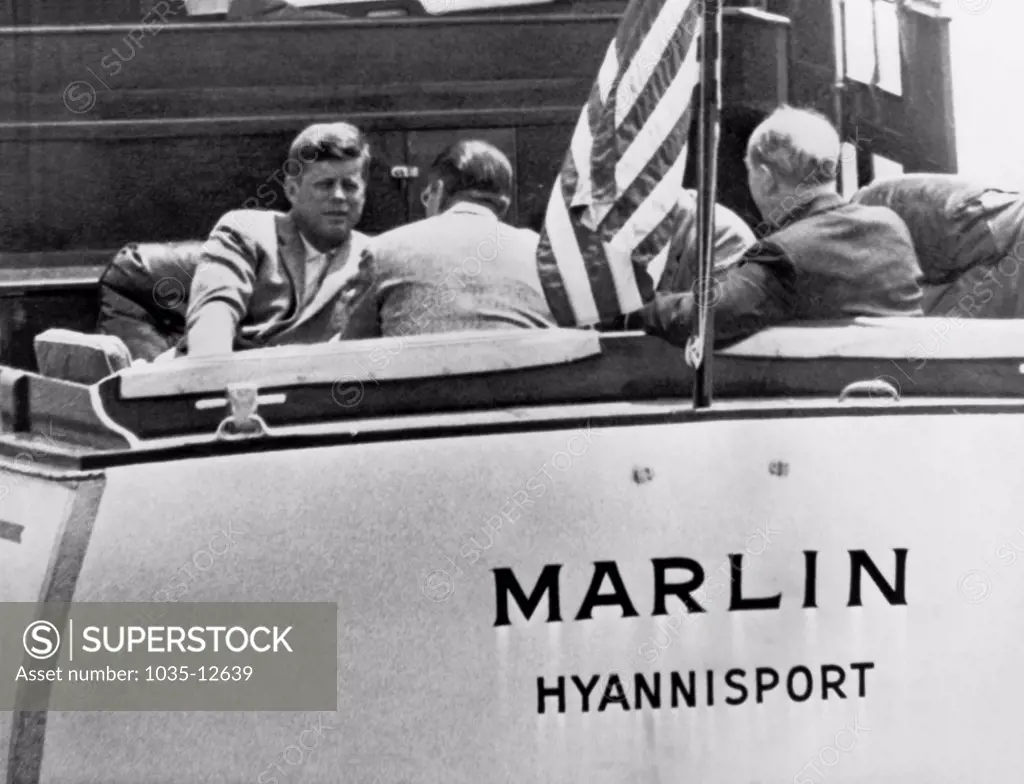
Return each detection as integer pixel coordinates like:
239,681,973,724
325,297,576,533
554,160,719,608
631,106,925,348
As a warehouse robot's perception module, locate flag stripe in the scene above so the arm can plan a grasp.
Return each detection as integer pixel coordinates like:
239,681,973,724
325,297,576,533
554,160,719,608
615,0,673,78
603,236,644,315
619,2,701,135
603,100,695,245
537,203,591,325
615,39,701,193
645,228,676,289
615,0,698,131
611,132,692,252
536,0,702,327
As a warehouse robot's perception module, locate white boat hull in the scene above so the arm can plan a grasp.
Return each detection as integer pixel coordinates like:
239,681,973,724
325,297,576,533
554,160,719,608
2,403,1022,782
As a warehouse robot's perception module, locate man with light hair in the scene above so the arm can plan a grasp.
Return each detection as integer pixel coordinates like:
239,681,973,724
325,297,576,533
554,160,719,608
631,105,925,347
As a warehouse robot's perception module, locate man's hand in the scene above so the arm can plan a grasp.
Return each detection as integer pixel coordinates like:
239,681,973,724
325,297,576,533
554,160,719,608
185,302,237,357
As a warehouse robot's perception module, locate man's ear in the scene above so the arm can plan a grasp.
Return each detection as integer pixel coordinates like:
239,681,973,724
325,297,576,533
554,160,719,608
757,164,780,195
283,176,300,206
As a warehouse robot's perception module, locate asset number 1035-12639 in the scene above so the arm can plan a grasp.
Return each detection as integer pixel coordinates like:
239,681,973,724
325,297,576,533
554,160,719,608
144,665,253,682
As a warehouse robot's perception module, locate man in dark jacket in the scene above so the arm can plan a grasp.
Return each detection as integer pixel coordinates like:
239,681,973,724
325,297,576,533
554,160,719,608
853,173,1024,318
632,106,924,348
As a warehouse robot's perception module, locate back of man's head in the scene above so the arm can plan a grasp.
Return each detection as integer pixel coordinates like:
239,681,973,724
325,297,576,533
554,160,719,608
429,140,514,218
286,122,371,179
746,106,840,188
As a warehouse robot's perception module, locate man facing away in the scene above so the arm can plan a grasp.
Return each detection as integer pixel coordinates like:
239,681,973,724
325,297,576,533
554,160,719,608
853,173,1024,318
655,188,756,294
632,106,924,348
339,140,555,339
184,122,372,357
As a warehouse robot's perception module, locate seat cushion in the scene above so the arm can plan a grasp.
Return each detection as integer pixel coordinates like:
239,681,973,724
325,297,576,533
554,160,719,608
227,0,344,19
34,328,133,384
97,240,206,359
97,287,178,362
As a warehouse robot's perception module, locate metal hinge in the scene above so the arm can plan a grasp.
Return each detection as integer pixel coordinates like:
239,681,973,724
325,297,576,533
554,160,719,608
209,383,278,440
837,377,901,404
389,165,420,180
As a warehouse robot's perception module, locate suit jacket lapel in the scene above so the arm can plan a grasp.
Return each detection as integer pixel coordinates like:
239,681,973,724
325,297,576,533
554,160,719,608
277,213,308,315
289,231,369,330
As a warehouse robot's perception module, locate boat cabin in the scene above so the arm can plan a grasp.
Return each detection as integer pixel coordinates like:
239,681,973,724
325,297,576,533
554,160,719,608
1,0,955,370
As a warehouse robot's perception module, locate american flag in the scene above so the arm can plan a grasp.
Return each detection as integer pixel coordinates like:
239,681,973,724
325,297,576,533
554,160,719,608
536,0,704,327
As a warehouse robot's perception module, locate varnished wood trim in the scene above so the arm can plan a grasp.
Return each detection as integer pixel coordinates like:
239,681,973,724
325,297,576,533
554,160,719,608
0,11,627,36
0,106,582,141
0,252,113,293
60,400,1024,471
0,5,776,35
120,329,602,399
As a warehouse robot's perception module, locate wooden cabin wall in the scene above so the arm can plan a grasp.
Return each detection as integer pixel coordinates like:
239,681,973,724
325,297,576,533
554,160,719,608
767,0,956,187
0,8,789,370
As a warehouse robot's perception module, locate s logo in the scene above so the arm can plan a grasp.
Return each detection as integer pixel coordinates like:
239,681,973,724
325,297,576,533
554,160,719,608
23,620,61,660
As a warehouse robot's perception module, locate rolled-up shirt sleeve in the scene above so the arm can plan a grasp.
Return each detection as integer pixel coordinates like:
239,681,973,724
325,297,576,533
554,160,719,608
638,241,798,348
186,211,261,333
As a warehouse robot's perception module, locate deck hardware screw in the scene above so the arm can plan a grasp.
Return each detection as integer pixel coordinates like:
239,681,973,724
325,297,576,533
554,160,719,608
633,466,654,484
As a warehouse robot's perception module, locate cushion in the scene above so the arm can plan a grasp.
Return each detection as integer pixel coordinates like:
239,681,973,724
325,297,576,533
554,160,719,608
227,0,345,19
34,329,133,384
97,241,206,360
721,315,1024,359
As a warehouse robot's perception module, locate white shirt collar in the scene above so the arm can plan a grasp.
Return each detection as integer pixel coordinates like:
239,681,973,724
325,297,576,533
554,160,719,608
444,201,499,219
298,231,324,262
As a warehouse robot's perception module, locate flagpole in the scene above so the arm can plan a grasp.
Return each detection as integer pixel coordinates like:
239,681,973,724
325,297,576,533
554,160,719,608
691,0,723,410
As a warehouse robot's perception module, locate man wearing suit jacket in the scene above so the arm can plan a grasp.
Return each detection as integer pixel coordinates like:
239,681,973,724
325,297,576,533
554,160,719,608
185,122,372,357
656,188,755,294
633,106,924,348
853,173,1024,318
339,140,555,339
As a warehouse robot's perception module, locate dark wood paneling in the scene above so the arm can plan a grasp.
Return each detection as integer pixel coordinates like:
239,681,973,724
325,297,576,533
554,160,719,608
0,291,99,372
0,127,470,251
7,0,146,26
516,125,565,233
684,8,790,228
720,8,790,116
362,131,411,235
1,18,618,120
1,17,617,255
1,10,789,257
771,0,956,180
